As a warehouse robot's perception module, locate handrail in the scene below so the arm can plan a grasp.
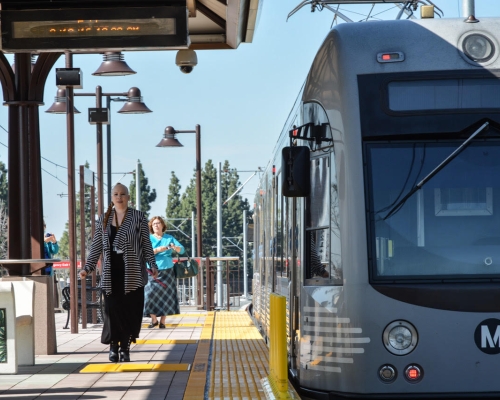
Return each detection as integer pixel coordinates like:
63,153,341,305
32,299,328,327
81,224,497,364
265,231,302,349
0,258,61,263
0,259,62,275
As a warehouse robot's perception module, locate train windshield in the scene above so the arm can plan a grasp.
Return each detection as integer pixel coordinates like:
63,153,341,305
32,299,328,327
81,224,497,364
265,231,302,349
367,141,500,280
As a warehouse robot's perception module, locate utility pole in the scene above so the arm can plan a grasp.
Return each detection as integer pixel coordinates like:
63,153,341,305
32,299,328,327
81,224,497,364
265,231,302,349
243,210,248,298
136,160,141,211
216,162,223,307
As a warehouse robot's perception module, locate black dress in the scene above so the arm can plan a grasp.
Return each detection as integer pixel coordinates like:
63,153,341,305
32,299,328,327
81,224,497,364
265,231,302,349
101,225,144,345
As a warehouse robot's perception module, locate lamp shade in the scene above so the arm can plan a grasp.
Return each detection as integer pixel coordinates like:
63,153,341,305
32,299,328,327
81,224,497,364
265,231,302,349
118,87,152,114
92,52,137,76
156,126,183,147
45,88,81,114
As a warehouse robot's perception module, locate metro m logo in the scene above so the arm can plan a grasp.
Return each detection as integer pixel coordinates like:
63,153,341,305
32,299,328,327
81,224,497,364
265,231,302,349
475,319,500,355
481,325,500,348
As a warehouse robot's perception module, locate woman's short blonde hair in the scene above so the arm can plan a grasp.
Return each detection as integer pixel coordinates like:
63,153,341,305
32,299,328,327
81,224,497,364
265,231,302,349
148,216,167,234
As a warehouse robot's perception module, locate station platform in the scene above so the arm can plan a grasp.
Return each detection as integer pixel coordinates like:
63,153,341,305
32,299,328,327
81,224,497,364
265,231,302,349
0,305,276,399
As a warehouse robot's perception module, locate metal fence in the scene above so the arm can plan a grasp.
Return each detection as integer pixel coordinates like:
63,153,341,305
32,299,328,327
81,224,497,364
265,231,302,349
54,256,250,317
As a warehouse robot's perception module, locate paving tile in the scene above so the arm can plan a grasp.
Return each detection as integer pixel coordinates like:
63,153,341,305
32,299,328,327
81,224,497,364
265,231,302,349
0,306,271,400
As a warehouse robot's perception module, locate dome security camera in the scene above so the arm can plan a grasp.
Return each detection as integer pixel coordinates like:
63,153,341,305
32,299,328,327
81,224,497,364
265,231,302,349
175,50,198,74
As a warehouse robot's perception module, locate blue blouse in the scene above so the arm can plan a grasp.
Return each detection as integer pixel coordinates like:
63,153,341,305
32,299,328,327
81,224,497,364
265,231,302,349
149,233,185,270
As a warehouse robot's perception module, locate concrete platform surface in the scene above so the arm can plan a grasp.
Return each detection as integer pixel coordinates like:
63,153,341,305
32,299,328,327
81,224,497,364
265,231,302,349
0,305,271,400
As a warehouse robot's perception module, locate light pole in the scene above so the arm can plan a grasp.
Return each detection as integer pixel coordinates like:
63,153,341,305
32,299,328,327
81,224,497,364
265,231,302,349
46,86,151,215
156,125,202,259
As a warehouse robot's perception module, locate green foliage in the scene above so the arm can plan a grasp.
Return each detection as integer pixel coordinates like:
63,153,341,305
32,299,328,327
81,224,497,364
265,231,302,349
165,159,253,276
165,172,182,218
0,309,6,363
129,160,157,218
0,159,7,209
0,159,8,277
0,200,7,262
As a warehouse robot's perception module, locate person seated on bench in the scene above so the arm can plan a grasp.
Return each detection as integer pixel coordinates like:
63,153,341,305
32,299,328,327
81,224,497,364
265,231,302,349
79,183,159,363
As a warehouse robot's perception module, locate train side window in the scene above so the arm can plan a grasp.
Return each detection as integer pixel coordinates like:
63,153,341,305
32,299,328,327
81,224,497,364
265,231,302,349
305,154,330,282
277,173,284,276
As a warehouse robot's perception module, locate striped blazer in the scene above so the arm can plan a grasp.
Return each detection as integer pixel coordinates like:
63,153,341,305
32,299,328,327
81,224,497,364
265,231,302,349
84,208,158,295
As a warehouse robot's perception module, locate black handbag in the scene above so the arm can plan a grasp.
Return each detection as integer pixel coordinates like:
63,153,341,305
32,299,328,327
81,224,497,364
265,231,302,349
174,254,199,279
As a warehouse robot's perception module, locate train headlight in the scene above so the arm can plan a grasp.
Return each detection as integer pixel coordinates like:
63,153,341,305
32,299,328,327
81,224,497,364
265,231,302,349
462,34,495,62
383,320,418,356
378,364,397,383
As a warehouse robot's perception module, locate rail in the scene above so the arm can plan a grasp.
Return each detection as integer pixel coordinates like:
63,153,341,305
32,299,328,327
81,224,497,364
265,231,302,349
0,258,62,274
50,257,251,318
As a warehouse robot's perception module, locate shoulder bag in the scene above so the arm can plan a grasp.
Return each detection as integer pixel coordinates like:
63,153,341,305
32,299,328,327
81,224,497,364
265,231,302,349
174,253,199,279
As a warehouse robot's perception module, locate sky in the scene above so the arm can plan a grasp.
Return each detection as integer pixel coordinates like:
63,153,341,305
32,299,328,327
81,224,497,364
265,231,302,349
0,0,499,240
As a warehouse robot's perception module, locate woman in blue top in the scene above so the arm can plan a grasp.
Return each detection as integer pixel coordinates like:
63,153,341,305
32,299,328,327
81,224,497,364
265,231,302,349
144,216,185,328
43,221,59,276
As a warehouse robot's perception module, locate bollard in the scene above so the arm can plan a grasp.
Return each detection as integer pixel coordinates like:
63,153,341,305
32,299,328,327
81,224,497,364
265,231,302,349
0,282,18,374
268,293,288,398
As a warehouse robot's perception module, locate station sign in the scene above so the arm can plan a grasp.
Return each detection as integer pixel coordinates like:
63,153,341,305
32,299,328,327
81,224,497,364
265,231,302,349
0,5,189,52
53,261,82,269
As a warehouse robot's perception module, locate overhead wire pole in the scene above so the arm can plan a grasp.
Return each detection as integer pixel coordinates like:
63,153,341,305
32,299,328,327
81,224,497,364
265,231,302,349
136,160,141,211
195,125,202,261
243,210,248,298
217,162,223,308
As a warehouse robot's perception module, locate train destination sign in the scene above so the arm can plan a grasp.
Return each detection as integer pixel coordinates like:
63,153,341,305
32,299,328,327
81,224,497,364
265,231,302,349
12,19,176,39
0,6,189,51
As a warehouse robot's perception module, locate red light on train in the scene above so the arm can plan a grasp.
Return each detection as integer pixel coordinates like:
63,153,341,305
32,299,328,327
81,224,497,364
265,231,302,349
408,368,418,379
404,365,423,382
377,52,405,63
272,165,276,175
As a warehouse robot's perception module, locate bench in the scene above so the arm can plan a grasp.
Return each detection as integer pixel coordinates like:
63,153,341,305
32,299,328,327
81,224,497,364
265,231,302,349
61,284,104,329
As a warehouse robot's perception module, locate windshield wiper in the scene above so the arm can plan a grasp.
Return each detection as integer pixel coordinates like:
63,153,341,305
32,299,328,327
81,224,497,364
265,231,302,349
382,121,489,221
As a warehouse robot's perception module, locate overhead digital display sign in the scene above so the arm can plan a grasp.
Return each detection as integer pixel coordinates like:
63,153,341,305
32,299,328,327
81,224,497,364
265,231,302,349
1,6,188,52
12,18,176,39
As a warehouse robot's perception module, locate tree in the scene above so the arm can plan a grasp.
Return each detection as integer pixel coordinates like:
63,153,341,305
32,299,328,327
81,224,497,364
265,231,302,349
129,160,157,218
58,163,95,260
165,171,182,217
221,161,252,259
0,159,8,276
0,158,7,210
0,200,8,277
172,160,252,259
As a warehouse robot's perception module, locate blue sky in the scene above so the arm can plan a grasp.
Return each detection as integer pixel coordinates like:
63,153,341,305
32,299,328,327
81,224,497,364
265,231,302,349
0,0,499,239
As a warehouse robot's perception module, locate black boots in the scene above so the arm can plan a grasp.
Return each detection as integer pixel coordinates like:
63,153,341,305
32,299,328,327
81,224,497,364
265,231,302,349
119,336,132,362
109,342,119,362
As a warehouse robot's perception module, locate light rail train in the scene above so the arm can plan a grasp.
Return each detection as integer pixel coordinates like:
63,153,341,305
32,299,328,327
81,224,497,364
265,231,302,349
251,6,500,400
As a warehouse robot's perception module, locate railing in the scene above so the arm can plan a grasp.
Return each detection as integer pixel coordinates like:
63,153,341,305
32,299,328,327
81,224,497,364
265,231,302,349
176,257,245,312
52,257,249,317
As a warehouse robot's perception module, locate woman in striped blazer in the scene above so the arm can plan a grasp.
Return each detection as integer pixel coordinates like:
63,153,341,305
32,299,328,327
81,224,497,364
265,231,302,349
79,183,159,362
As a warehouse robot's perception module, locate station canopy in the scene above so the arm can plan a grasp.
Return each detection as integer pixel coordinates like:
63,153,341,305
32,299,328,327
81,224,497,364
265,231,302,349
0,0,260,52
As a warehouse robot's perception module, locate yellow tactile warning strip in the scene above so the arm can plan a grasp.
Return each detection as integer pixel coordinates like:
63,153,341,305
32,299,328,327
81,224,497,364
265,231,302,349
141,323,204,328
209,311,269,400
135,339,197,345
80,363,191,373
183,312,215,400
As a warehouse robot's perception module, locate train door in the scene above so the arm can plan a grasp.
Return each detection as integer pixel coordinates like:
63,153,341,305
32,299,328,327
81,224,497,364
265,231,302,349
253,186,265,322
